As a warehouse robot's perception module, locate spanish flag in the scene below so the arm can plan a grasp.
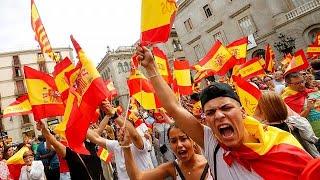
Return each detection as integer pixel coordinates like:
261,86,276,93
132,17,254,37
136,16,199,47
233,75,261,116
227,37,248,64
313,32,320,46
223,116,313,179
281,87,314,113
53,57,75,103
173,60,193,95
265,44,275,72
24,66,65,121
238,58,265,80
193,65,215,84
7,147,29,179
127,69,161,110
153,47,172,84
284,49,309,75
281,53,293,65
60,36,109,153
97,146,113,163
141,0,177,45
307,45,320,59
196,41,237,76
258,57,266,67
31,0,57,61
104,79,118,99
2,95,32,118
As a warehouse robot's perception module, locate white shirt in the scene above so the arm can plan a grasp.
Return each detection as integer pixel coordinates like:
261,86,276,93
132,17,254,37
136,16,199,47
106,139,154,180
19,161,46,180
203,126,262,180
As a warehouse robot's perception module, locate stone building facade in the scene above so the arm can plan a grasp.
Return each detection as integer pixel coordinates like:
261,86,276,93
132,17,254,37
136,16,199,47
0,48,73,144
175,0,320,65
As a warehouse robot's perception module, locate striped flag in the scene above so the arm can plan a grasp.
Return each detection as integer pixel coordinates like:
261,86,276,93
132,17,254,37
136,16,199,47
97,146,113,163
264,44,275,72
6,147,30,165
233,75,261,116
104,79,118,99
192,65,215,84
173,60,193,95
24,66,65,121
153,47,172,84
2,95,32,118
31,0,57,61
227,37,248,64
281,53,293,65
127,69,161,110
141,0,177,45
307,45,320,59
196,41,237,76
284,49,309,75
238,58,265,80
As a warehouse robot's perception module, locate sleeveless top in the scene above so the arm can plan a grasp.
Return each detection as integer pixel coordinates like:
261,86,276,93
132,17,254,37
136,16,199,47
172,159,213,180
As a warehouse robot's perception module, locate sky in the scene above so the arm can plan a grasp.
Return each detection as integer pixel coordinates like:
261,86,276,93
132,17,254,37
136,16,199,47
0,0,141,65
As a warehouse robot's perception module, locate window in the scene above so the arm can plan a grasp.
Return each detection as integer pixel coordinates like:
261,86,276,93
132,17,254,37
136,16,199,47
213,31,225,44
118,63,124,73
124,62,130,72
251,49,266,59
22,115,30,124
38,61,47,73
184,18,193,32
14,67,22,77
308,28,320,44
291,0,311,7
16,80,26,95
203,4,213,18
37,53,45,62
238,16,256,36
54,51,62,61
13,56,20,66
193,44,205,59
173,39,183,52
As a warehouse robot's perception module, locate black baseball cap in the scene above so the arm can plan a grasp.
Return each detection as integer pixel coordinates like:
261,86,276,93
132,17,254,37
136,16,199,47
200,83,240,108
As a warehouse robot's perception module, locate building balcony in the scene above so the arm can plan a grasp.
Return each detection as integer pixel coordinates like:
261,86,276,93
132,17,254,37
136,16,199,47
285,0,320,21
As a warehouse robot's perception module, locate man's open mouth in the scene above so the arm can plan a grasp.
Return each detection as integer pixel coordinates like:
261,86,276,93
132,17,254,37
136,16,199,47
218,124,235,138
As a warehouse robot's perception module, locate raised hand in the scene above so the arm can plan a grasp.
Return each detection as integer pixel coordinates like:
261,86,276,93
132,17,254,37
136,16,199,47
118,127,131,147
101,99,116,116
135,45,155,69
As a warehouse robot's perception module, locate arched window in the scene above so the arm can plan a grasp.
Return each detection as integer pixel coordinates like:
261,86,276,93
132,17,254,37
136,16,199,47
124,62,130,72
308,28,320,44
118,63,124,73
251,49,266,59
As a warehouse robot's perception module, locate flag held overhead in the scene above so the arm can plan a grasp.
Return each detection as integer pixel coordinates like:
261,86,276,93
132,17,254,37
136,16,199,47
2,95,32,118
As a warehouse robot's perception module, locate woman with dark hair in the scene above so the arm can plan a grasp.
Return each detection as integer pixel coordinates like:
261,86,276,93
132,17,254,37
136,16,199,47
254,91,320,157
120,124,213,180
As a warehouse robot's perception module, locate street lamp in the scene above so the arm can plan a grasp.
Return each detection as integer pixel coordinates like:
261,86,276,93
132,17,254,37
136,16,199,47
274,33,296,55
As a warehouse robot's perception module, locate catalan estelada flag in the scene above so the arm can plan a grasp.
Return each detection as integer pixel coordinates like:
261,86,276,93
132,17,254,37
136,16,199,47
223,116,313,179
196,41,237,76
31,0,57,61
127,69,161,110
193,65,215,84
173,60,193,95
24,66,64,121
97,146,113,163
281,53,293,65
104,79,118,99
238,58,265,80
227,37,248,64
141,0,177,45
264,44,275,72
2,95,32,118
233,75,261,116
53,57,75,103
153,47,172,83
284,49,309,75
57,36,109,153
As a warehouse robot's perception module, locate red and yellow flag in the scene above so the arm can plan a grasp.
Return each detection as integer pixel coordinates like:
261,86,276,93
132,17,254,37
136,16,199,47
3,95,32,118
223,116,313,179
6,147,30,165
127,69,161,110
31,0,57,61
233,75,261,116
53,57,75,103
141,0,177,45
173,60,193,95
97,146,113,163
307,45,320,59
238,58,265,80
24,66,64,121
284,49,309,75
193,65,215,84
264,44,275,72
227,37,248,65
153,47,172,83
196,41,237,76
104,79,118,99
281,53,293,65
313,32,320,46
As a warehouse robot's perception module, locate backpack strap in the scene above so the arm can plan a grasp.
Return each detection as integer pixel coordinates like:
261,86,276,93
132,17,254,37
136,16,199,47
214,144,220,180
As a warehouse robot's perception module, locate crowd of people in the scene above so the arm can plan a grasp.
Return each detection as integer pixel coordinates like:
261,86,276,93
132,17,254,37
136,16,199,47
1,46,320,179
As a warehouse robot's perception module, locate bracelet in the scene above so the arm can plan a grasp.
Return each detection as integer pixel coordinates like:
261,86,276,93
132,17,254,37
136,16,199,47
148,73,160,79
120,145,131,149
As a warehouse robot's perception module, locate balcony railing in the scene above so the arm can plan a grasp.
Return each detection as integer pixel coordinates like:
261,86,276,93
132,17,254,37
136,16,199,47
285,0,320,21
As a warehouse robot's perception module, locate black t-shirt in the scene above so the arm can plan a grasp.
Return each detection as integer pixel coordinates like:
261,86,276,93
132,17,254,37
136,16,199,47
65,143,105,180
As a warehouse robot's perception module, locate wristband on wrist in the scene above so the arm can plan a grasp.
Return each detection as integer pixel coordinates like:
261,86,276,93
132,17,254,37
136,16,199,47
121,145,131,149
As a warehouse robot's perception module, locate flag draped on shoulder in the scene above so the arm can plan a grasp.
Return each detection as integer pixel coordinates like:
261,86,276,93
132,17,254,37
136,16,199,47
153,47,172,84
127,69,161,110
233,75,261,116
238,58,265,80
196,41,237,76
264,44,275,72
141,0,177,45
223,116,313,179
55,36,108,153
3,95,32,118
173,60,193,95
284,49,309,75
24,66,64,121
53,57,75,103
281,87,314,113
227,37,248,64
31,0,57,61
